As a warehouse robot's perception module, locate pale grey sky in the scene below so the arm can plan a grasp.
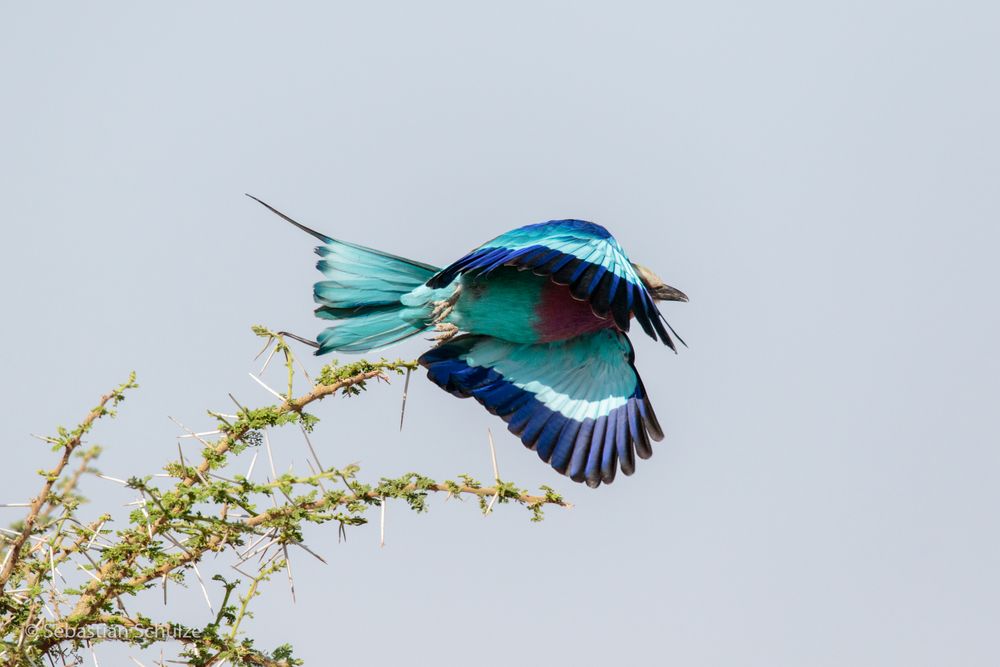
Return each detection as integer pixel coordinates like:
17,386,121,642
2,2,998,665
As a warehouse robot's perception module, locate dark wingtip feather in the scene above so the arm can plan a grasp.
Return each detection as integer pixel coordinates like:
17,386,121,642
567,420,596,482
615,410,636,475
635,378,664,442
633,299,658,340
610,280,631,330
533,417,566,463
591,272,614,317
550,420,583,475
548,256,580,283
628,400,653,460
534,252,569,275
648,298,677,351
584,415,608,487
601,444,618,485
519,248,551,267
521,410,555,451
601,411,619,484
660,312,688,349
569,264,601,301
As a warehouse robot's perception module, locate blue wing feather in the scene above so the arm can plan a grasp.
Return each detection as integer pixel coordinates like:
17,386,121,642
522,410,554,450
615,410,634,476
583,415,608,487
425,220,678,349
508,402,537,436
551,419,583,475
535,418,566,463
418,329,663,486
627,400,652,460
600,411,619,485
568,419,596,483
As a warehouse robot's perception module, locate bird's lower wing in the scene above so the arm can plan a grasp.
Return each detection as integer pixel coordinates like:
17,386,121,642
419,329,663,487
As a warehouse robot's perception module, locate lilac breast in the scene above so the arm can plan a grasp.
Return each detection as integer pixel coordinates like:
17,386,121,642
533,279,618,343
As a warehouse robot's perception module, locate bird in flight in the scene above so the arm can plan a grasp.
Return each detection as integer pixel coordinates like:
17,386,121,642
250,195,687,487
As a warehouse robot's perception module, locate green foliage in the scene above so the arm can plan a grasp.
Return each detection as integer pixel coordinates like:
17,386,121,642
0,328,568,665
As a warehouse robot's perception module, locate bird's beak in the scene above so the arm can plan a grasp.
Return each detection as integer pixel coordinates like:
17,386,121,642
651,284,689,303
632,262,689,303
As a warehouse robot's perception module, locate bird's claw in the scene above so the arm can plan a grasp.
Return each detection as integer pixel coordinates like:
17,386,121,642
430,286,462,323
430,301,453,321
432,322,459,342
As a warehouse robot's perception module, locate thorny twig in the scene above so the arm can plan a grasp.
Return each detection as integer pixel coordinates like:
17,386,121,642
0,326,569,666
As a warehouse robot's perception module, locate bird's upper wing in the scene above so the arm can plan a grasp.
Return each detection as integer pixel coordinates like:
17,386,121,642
419,329,663,487
426,220,676,347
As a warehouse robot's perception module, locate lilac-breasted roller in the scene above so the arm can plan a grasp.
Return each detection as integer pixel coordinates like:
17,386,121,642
252,196,688,487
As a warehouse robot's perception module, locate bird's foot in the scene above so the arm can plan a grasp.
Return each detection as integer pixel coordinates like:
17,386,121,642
430,286,462,322
430,301,453,321
432,322,459,342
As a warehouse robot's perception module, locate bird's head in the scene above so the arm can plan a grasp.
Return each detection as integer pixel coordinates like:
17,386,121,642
632,263,688,303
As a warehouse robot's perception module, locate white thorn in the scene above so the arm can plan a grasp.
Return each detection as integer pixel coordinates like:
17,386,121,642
176,431,221,439
265,432,278,480
488,429,500,482
192,563,214,616
304,458,327,493
48,545,57,584
282,544,296,603
77,561,101,583
399,367,412,431
249,372,286,401
169,416,212,446
259,343,279,375
95,474,128,486
485,429,500,516
246,450,259,480
294,355,313,384
1,546,13,572
86,520,106,551
379,497,386,548
291,541,327,564
139,498,154,540
236,531,271,561
300,426,325,476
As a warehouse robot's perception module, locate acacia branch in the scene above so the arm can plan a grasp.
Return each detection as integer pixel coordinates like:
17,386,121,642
5,330,569,666
66,364,401,622
120,478,568,593
0,376,133,589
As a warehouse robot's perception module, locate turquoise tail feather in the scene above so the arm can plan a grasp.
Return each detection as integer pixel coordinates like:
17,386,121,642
312,240,444,354
248,194,447,354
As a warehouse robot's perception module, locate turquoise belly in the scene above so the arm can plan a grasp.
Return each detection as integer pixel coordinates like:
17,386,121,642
448,269,545,343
